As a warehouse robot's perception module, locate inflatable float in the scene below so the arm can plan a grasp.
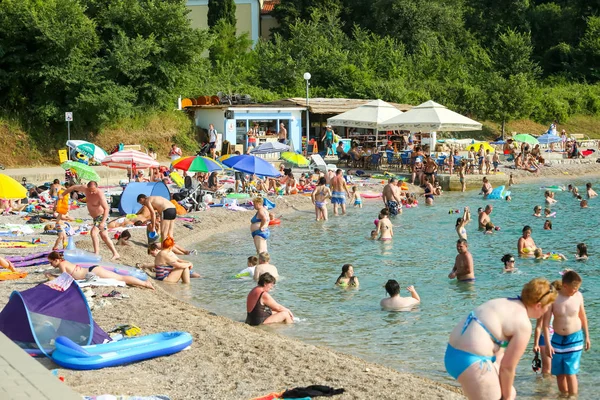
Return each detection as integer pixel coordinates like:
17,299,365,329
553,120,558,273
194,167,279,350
486,185,511,200
541,185,564,191
226,193,250,199
64,249,102,264
51,331,192,370
5,250,60,268
361,192,383,199
268,219,281,226
76,261,148,281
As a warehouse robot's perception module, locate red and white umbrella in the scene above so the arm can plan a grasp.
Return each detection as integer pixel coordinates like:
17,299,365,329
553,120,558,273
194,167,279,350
101,150,159,169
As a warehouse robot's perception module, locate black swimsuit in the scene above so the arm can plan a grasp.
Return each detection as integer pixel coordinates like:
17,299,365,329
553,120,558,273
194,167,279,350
245,292,272,326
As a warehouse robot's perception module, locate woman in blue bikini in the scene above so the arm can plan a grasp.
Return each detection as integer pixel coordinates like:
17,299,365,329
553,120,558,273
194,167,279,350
445,278,558,400
250,197,270,254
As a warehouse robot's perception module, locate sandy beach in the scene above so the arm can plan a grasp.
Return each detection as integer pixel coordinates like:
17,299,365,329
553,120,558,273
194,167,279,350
0,161,598,399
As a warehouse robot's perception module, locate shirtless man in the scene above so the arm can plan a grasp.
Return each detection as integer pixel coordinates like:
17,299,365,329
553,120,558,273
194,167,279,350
543,271,590,396
518,225,538,255
380,280,420,311
448,239,475,282
137,194,177,241
585,182,597,199
423,155,438,184
60,181,120,260
478,204,493,230
311,177,331,221
382,177,403,216
253,252,279,282
331,169,350,215
277,123,287,144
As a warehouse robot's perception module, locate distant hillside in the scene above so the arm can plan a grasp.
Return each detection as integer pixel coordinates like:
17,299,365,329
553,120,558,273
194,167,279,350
0,111,198,168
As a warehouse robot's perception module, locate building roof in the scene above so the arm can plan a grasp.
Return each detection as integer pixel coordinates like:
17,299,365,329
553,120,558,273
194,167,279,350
269,98,412,115
261,0,279,14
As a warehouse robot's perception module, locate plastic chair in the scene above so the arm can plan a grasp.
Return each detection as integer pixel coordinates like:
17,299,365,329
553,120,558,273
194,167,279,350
369,154,382,170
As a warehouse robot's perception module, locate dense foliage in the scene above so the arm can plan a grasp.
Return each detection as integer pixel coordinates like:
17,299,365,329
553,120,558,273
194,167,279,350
0,0,599,138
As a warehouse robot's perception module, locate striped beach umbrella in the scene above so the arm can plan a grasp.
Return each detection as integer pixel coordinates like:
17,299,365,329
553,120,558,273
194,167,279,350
101,150,159,169
171,156,223,173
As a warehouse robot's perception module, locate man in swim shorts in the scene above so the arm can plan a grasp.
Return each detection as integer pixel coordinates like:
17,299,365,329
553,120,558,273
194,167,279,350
382,178,403,216
137,194,177,242
331,169,350,216
448,239,474,282
60,181,120,260
544,270,590,396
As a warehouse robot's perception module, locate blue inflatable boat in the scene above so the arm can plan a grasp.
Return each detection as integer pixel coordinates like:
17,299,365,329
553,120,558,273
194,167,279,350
51,331,192,370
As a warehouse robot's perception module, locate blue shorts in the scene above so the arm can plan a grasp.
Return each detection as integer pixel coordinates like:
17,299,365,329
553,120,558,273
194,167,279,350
331,191,346,205
551,330,584,376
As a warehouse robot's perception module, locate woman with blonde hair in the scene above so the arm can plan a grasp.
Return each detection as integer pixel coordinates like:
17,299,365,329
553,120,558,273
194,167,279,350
445,278,559,400
250,197,270,253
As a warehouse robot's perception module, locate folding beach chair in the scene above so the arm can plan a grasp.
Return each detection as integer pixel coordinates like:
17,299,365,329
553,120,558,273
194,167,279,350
309,154,328,172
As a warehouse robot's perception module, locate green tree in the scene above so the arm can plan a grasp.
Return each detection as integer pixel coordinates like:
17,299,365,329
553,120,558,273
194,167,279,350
208,19,252,68
271,0,342,38
465,0,530,44
577,16,600,82
207,0,236,29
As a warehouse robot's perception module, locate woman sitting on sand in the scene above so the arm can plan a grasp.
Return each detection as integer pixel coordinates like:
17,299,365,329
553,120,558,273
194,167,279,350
445,278,558,400
250,197,270,253
380,280,420,311
245,272,294,326
46,251,153,289
518,225,538,256
153,237,194,283
335,264,359,287
107,216,135,229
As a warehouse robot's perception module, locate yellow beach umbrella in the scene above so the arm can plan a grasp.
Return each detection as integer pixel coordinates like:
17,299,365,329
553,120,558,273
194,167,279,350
0,174,27,200
465,142,495,153
281,152,310,167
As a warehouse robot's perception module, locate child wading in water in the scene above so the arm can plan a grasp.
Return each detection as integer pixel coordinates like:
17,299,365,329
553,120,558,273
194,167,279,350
543,270,590,396
350,186,362,208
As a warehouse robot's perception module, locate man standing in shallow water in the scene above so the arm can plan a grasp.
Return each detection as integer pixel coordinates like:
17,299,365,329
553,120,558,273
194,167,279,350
382,177,403,216
331,169,350,216
448,239,474,282
60,181,120,260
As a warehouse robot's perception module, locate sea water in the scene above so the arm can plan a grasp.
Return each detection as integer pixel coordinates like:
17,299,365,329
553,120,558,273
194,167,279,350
173,178,599,399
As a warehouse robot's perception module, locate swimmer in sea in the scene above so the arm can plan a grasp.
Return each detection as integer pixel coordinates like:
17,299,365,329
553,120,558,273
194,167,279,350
543,220,552,230
508,173,515,187
533,205,542,217
483,222,494,235
380,280,420,311
350,185,362,208
545,190,558,205
544,208,554,218
455,207,471,240
448,239,474,282
423,176,435,206
335,264,359,287
311,177,331,221
576,243,588,261
370,230,378,240
478,204,493,230
481,176,493,199
585,182,597,199
572,187,580,198
376,208,393,241
501,254,516,272
518,225,538,256
580,199,588,208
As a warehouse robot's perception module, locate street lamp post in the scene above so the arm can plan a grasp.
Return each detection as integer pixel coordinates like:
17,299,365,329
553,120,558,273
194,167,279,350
303,72,311,154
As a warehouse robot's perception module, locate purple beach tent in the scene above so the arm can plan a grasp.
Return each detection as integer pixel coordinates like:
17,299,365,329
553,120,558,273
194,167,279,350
0,276,110,356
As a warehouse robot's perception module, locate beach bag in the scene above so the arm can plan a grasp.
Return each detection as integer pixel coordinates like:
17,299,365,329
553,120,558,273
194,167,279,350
170,200,187,215
333,134,341,143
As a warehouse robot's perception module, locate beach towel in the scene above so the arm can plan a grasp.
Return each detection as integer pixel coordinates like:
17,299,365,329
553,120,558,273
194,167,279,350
76,278,127,288
282,385,345,397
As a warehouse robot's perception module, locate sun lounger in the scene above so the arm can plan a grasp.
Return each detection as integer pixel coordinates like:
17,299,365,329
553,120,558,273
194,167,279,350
309,154,328,172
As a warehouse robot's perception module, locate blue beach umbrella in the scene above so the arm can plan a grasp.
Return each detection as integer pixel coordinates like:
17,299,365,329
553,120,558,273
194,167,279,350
222,155,281,178
537,133,562,145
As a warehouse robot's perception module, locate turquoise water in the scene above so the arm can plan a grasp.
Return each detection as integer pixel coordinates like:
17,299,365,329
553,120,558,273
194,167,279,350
172,179,599,399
